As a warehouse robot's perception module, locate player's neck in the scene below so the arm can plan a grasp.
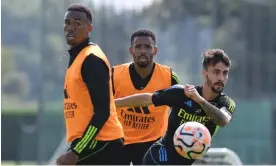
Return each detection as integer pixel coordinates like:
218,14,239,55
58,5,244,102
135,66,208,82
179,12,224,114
134,63,154,79
202,84,219,101
69,37,90,49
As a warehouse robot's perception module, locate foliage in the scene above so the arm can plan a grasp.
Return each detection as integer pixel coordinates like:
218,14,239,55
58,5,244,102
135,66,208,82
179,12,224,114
1,47,15,77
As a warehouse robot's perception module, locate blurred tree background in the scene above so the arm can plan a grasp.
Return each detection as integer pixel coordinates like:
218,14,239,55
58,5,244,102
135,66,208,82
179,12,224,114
2,0,276,104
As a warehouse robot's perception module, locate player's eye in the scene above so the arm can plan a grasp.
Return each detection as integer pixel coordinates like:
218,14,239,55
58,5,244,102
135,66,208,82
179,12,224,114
75,22,81,26
213,70,220,75
146,45,152,48
64,20,70,25
135,45,141,48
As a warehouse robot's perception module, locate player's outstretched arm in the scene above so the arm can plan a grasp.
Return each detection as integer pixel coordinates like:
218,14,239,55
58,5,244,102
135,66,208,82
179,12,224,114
115,85,189,108
115,93,153,107
196,98,232,127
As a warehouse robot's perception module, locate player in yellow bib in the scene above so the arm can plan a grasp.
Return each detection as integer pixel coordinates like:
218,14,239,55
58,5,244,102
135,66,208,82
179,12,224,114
112,29,180,165
56,4,123,165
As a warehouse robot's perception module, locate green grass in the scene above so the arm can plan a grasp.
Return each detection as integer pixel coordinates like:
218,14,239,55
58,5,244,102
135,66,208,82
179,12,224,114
1,161,36,165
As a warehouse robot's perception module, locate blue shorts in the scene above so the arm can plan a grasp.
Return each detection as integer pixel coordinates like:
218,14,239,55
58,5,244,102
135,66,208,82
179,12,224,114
142,142,196,165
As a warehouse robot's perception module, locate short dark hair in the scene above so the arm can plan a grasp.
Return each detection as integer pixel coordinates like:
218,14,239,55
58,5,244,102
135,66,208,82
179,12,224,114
67,4,92,24
202,49,231,70
130,29,156,45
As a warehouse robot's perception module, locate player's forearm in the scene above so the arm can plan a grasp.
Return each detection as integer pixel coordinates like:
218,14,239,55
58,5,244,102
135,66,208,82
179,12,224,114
82,70,111,140
196,97,228,127
115,93,153,107
86,108,110,137
71,96,110,155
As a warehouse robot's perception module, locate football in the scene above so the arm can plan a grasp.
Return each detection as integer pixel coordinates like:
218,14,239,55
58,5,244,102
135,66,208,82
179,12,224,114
173,122,211,160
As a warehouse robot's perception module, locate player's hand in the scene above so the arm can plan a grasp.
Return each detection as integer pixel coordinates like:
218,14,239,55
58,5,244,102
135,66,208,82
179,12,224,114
184,84,203,103
56,151,79,165
184,84,196,98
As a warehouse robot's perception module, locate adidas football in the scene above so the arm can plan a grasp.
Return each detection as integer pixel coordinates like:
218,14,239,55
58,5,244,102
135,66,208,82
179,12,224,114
173,122,211,160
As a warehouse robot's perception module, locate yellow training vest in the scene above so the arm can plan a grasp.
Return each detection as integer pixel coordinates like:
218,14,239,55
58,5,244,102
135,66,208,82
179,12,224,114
113,63,171,144
64,45,124,142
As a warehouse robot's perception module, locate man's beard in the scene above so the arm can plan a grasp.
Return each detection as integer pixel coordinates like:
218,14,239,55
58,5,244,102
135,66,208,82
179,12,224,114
206,75,224,94
137,62,148,68
135,55,152,68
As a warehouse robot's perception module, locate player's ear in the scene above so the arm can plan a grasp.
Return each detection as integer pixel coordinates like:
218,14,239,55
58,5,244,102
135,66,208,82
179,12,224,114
154,46,158,55
129,46,133,55
88,24,93,33
202,69,207,77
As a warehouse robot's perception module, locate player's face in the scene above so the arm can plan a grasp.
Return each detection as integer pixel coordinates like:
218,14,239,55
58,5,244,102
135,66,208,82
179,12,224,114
64,11,92,47
203,62,229,93
129,36,158,68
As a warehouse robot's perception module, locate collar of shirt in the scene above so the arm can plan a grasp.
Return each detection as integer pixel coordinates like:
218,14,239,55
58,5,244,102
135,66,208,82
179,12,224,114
129,62,156,80
68,38,91,58
128,62,156,90
196,85,222,102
